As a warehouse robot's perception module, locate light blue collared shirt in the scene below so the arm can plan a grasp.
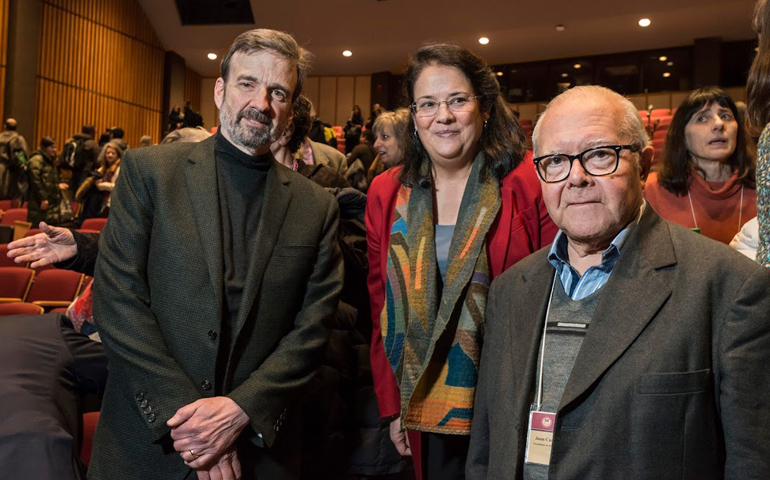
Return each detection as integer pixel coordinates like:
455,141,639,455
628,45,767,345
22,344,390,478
547,202,645,300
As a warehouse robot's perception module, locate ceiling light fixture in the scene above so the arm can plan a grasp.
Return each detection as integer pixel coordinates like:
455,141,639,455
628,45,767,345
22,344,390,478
479,37,490,45
663,72,671,78
561,73,569,78
207,53,217,60
667,61,674,66
555,24,566,32
658,56,667,61
496,71,503,76
638,18,651,27
342,50,352,57
573,63,581,69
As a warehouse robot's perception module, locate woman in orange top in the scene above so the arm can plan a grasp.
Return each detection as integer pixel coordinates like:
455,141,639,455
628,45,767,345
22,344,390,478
644,87,756,243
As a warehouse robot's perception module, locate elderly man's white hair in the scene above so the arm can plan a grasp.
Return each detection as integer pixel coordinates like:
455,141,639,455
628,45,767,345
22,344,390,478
532,86,650,160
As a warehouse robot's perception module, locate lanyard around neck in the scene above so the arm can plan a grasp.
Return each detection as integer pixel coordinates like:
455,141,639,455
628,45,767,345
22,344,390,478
687,185,744,231
535,274,559,411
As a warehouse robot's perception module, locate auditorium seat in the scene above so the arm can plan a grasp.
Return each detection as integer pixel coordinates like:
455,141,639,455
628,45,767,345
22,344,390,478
650,108,671,117
651,138,666,160
0,200,17,211
0,244,18,268
0,302,45,316
24,228,42,238
26,269,85,308
80,218,108,232
0,208,27,226
0,267,35,302
80,412,100,466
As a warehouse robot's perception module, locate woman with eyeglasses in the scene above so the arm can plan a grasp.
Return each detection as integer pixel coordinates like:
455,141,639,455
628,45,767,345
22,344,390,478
643,87,756,244
365,43,557,479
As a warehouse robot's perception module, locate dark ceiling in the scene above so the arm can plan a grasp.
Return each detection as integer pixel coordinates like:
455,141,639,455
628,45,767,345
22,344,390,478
138,0,758,78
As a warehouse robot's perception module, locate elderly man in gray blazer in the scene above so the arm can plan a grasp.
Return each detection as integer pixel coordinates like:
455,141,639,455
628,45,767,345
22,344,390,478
90,29,343,480
467,86,770,480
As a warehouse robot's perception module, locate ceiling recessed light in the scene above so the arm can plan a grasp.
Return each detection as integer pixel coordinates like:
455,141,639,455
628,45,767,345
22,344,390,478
658,56,667,61
496,71,503,76
573,63,581,69
207,53,217,60
638,18,651,27
479,37,490,45
667,61,674,66
555,24,566,32
663,72,671,78
561,73,569,78
342,50,352,57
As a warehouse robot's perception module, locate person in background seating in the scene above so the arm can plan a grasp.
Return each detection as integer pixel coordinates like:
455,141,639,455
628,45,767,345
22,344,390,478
644,87,756,244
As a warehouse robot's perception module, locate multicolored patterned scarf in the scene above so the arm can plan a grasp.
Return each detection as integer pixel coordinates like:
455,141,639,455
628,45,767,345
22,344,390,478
382,155,500,434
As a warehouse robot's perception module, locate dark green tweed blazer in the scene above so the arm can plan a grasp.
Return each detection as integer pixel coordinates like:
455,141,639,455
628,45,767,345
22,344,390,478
90,136,343,479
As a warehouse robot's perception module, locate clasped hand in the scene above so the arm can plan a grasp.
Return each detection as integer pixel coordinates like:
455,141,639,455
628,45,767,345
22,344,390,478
167,396,250,479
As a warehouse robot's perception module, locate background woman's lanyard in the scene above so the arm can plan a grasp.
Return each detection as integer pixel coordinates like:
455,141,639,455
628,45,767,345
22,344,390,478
687,185,744,232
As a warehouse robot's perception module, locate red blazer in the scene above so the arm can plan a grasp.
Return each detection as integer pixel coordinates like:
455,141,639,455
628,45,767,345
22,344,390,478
365,152,557,420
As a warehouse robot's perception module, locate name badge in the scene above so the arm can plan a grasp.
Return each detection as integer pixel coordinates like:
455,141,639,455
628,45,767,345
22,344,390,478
525,410,555,465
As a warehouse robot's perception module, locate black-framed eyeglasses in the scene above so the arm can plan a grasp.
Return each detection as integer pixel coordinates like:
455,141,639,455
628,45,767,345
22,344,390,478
533,144,640,183
409,95,483,118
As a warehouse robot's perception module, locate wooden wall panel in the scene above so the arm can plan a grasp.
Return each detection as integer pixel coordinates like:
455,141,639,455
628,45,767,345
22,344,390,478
335,77,355,127
303,77,320,113
307,75,372,127
318,77,337,127
355,76,371,120
0,0,8,119
199,77,218,131
184,67,202,112
646,93,670,111
35,0,163,148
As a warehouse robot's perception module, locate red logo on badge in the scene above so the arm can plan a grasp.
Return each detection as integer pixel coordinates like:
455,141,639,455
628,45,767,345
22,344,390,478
542,416,552,428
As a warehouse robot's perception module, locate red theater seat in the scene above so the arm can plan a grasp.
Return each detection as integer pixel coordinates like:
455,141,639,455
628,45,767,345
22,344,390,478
80,218,108,232
26,269,84,308
0,244,19,268
80,412,100,465
0,208,27,226
0,267,35,302
0,200,17,211
0,302,45,316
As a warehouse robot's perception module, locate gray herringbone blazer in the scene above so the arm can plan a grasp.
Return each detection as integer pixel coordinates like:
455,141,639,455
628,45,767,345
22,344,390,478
468,207,770,480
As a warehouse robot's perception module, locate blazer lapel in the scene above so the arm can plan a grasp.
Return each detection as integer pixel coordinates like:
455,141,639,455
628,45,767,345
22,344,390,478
231,162,292,339
183,137,224,323
558,208,677,410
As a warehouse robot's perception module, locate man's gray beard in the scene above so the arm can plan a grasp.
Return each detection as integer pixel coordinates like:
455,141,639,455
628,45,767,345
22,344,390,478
219,102,279,151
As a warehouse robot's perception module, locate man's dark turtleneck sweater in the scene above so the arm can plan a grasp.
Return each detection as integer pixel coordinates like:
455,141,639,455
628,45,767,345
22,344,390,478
214,132,273,388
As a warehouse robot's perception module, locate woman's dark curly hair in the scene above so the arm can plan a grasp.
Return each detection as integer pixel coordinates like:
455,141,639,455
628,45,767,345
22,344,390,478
399,43,525,187
658,86,754,195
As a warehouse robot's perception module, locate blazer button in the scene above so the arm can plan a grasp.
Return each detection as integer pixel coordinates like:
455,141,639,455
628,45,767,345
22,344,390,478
140,399,149,408
208,330,217,341
135,392,145,401
147,414,156,423
201,380,212,391
143,406,152,414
